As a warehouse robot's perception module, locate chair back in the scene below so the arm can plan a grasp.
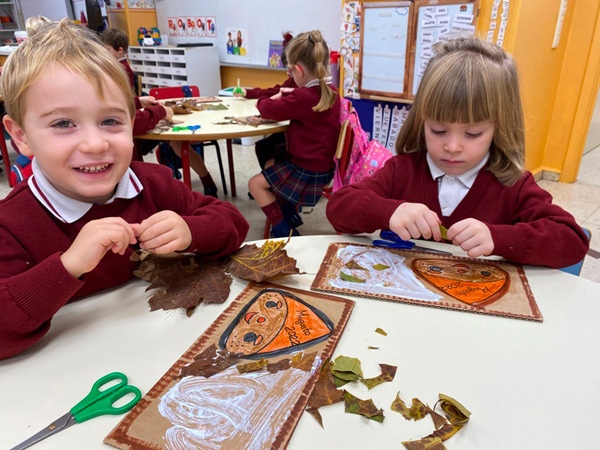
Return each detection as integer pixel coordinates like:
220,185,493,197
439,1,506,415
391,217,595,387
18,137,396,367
135,75,143,97
149,85,200,100
335,119,354,181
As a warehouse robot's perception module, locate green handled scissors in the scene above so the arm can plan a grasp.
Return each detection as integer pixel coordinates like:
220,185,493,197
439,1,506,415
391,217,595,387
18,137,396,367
11,372,142,450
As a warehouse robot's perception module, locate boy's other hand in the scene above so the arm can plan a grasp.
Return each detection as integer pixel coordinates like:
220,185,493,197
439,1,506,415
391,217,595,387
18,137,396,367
447,219,494,258
139,96,158,107
60,218,137,279
132,210,192,254
389,202,441,241
163,105,174,122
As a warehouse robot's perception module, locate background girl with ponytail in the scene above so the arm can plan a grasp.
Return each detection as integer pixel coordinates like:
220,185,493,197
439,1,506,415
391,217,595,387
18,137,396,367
248,30,340,237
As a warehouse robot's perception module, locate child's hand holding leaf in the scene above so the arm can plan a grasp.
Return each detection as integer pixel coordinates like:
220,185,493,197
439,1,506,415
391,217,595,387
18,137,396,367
133,210,192,254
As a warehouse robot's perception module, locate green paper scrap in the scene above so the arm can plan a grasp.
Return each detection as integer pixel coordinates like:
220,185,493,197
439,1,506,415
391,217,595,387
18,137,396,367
372,263,389,270
343,390,385,423
375,327,387,336
340,271,366,283
439,224,448,240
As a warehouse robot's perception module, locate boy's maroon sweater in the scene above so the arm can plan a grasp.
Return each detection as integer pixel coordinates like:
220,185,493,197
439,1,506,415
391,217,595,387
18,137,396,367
0,162,249,359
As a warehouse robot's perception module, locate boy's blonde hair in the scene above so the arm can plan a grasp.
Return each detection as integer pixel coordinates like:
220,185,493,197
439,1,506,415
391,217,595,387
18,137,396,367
0,19,134,127
25,15,52,37
285,30,337,113
396,36,525,186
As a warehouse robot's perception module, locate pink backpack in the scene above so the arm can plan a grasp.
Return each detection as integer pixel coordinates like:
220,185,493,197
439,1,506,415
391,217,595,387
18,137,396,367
333,98,393,192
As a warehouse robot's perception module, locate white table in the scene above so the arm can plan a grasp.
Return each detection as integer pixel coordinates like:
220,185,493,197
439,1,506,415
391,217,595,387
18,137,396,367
2,235,599,449
135,97,288,195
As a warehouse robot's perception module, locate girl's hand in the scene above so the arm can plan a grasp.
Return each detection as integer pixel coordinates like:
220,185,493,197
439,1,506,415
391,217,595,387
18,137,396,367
132,210,192,254
447,219,494,258
279,87,295,94
269,92,283,100
60,218,137,279
233,88,247,98
389,203,442,241
139,96,158,107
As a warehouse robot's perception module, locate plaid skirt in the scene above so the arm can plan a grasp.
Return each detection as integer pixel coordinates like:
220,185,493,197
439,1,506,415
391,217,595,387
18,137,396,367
263,162,334,207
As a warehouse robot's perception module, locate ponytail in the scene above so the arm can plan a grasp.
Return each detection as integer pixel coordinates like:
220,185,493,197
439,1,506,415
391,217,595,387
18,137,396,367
285,30,337,112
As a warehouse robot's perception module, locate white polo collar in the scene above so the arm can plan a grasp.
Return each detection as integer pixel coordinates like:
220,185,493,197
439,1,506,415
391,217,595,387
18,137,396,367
28,158,143,223
304,76,333,88
427,152,490,188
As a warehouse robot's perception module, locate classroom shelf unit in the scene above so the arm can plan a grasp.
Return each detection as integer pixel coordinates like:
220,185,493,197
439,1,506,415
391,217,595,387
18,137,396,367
129,45,221,96
106,1,157,48
0,1,22,38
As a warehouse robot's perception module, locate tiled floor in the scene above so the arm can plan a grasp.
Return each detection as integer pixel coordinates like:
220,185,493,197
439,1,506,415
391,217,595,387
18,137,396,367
1,139,599,284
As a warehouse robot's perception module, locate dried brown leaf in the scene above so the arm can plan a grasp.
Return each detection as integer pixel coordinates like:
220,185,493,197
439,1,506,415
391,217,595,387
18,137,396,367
236,358,268,373
342,390,385,423
266,358,291,373
228,239,300,282
179,344,241,378
391,392,412,420
409,398,429,421
307,361,344,409
402,436,446,450
290,351,317,371
360,363,397,389
437,393,471,425
375,327,388,336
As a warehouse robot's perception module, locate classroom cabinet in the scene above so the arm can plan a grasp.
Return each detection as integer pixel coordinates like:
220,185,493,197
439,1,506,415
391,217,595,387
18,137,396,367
129,45,221,96
0,0,22,41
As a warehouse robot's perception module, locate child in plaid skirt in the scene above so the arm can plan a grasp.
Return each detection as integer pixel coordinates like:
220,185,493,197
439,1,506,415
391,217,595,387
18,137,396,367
248,30,340,237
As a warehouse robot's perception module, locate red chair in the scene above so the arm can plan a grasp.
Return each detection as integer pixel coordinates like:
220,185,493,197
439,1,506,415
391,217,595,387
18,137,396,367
148,86,227,194
262,119,353,238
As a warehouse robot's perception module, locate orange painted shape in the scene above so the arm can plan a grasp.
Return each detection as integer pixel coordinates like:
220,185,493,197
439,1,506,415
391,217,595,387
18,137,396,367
412,259,510,307
259,294,332,355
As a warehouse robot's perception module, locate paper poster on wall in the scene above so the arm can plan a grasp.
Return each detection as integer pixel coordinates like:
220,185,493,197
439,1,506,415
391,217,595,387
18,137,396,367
359,2,412,99
176,17,186,37
167,17,177,37
226,28,247,56
410,1,479,97
186,17,196,37
196,16,217,38
268,40,284,67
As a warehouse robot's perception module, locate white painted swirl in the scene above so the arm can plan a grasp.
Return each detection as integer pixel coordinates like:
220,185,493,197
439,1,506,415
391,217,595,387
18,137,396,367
158,362,318,450
329,245,442,301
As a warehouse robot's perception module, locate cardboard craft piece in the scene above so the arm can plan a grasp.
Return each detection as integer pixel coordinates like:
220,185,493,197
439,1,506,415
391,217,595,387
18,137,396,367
311,243,542,322
105,282,354,450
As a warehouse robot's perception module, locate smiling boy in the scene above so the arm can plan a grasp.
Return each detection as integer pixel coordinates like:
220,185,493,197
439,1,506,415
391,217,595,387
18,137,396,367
0,20,249,359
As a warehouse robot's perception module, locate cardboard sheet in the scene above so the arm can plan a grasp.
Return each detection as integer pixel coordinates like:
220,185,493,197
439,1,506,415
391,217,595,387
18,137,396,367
311,243,542,321
105,282,354,449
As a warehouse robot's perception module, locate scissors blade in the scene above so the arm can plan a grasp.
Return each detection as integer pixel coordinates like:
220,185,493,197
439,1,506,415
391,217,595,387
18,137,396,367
10,411,77,450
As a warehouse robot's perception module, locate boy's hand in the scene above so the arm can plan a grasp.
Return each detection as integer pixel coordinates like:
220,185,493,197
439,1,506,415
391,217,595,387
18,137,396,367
163,105,174,122
389,203,441,241
139,96,158,107
60,218,137,279
132,210,192,254
233,88,247,98
447,219,494,258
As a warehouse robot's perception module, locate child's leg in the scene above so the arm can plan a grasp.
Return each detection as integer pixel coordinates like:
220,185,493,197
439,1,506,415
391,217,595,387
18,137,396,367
170,140,217,196
249,172,298,237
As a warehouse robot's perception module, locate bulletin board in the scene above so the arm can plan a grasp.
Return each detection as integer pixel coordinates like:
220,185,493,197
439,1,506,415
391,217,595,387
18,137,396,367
409,0,479,96
358,2,413,99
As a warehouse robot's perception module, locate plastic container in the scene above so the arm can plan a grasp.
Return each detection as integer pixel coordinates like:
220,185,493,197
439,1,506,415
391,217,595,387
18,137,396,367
14,30,27,44
329,51,340,88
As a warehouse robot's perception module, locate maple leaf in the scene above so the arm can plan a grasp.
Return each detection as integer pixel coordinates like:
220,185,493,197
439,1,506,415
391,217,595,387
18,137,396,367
131,250,233,315
179,344,241,378
360,363,397,389
342,390,385,423
228,238,300,282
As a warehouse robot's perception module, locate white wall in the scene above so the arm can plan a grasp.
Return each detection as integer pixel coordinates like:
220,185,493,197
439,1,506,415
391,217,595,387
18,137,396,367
19,0,72,21
155,0,340,66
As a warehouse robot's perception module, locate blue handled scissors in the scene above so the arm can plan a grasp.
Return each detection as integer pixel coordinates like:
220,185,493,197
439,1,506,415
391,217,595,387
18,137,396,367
11,372,142,450
373,230,452,255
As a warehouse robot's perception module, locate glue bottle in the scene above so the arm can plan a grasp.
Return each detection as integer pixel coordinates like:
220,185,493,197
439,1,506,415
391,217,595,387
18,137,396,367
233,78,244,97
